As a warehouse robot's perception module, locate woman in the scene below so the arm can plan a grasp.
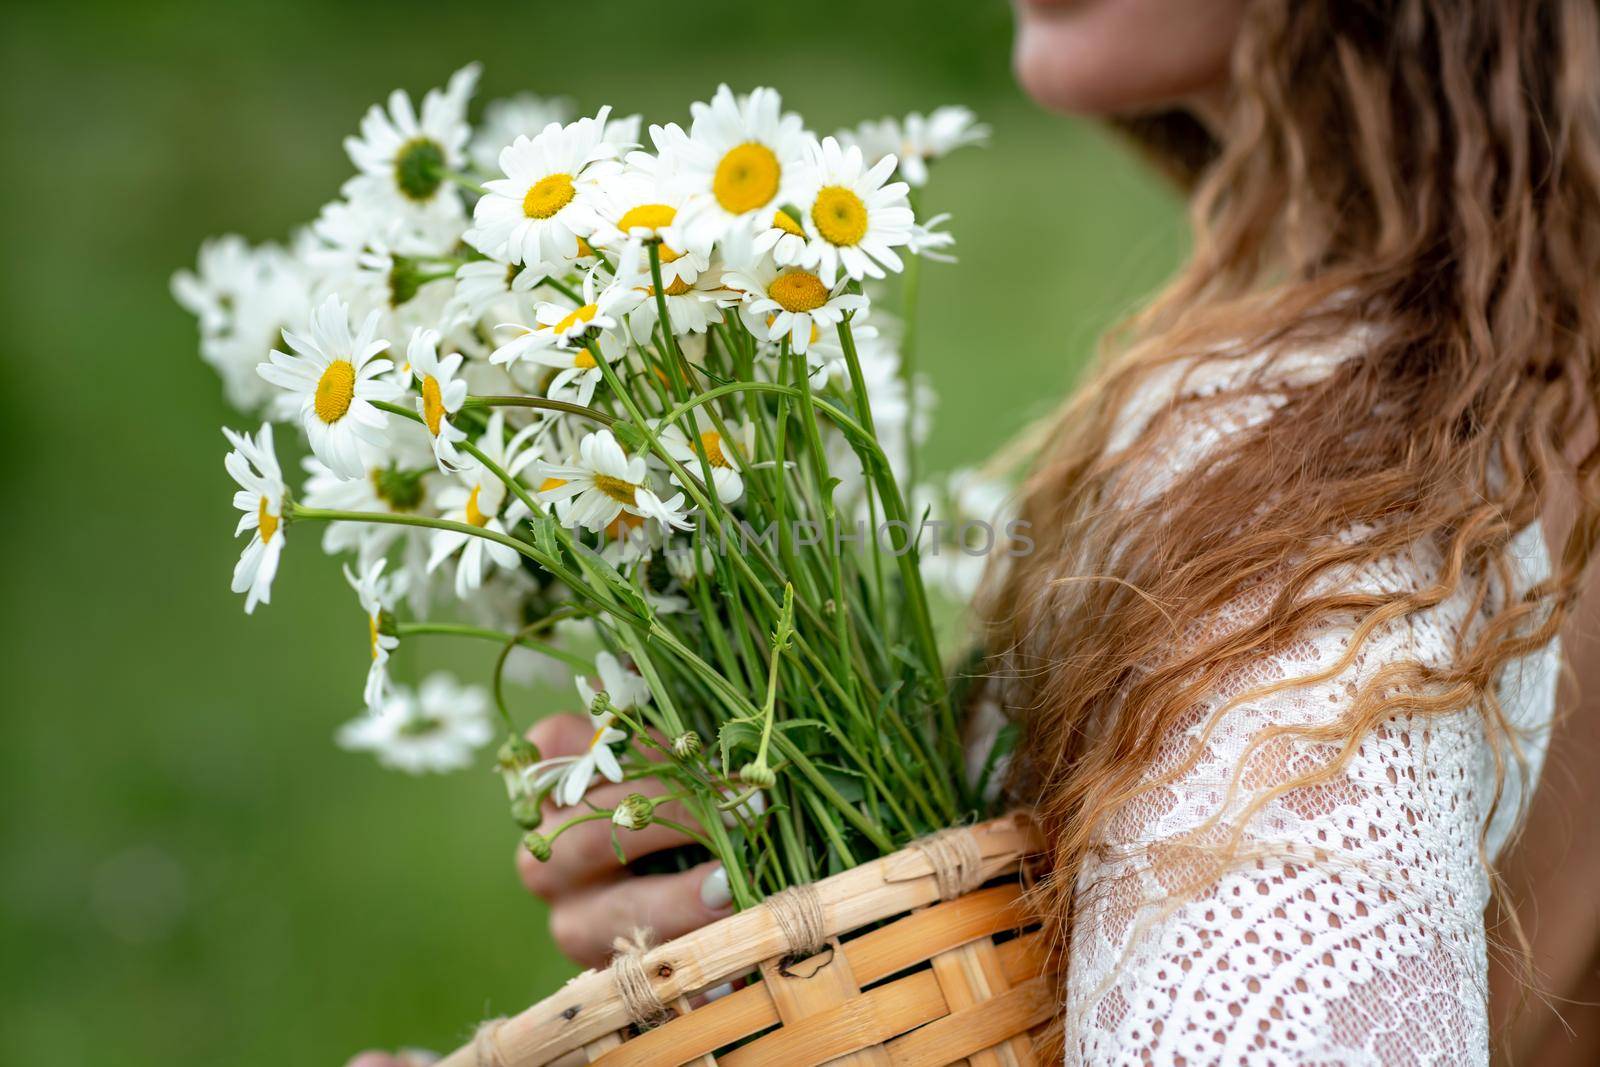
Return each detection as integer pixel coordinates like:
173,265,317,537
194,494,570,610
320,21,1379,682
355,0,1600,1062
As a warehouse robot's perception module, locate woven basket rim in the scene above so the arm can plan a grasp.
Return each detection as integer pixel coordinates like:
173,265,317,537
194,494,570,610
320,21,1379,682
435,811,1042,1067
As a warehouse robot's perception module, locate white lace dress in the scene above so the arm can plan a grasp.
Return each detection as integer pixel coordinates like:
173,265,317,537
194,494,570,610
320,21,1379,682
1055,349,1560,1066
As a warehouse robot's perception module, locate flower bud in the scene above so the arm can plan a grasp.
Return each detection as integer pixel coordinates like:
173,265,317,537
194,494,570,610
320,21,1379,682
738,761,776,789
672,731,702,760
496,735,542,800
387,255,428,307
611,793,655,831
497,735,541,771
521,831,552,862
588,690,614,719
375,608,400,639
510,795,542,830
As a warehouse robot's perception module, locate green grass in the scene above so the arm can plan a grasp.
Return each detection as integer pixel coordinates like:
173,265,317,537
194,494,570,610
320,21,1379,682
0,1,1184,1062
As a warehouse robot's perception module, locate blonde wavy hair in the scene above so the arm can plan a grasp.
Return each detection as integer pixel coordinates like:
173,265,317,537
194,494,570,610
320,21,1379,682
983,0,1600,1039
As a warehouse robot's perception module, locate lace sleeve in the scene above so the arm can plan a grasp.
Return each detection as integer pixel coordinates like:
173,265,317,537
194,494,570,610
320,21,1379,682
1063,553,1535,1066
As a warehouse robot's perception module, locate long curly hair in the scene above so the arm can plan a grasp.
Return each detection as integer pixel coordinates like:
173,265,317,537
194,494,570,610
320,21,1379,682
984,0,1600,1041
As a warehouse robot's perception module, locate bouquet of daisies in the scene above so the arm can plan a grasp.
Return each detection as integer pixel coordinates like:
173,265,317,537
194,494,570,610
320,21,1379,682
176,65,1008,909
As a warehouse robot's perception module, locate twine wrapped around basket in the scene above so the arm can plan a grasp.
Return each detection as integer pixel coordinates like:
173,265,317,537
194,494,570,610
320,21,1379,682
439,813,1050,1067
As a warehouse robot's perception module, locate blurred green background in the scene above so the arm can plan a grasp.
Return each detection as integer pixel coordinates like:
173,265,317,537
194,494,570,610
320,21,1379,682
0,1,1184,1062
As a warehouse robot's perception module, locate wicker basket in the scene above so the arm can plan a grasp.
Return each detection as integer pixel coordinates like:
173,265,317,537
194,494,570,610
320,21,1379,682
437,813,1049,1067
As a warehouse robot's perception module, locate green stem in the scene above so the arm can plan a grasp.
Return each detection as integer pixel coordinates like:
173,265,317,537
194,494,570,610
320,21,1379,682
395,622,591,671
462,395,615,425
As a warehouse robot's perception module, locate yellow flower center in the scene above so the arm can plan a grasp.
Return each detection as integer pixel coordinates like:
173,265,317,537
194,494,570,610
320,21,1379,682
700,430,729,468
604,511,646,539
258,496,279,544
539,476,568,493
713,142,780,215
553,303,599,334
465,484,491,527
420,374,445,435
592,473,639,505
643,277,694,299
576,237,594,258
588,723,611,750
767,270,828,313
523,173,576,219
812,185,869,247
771,208,805,237
616,204,683,263
573,348,598,369
368,613,381,660
314,360,357,423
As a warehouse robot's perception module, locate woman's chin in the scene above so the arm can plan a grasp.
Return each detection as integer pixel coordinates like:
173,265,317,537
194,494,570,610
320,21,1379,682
1012,0,1239,117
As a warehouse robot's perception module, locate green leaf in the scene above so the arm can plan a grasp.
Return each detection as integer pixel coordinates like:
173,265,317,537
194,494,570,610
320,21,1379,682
717,719,762,767
570,542,653,622
525,511,562,560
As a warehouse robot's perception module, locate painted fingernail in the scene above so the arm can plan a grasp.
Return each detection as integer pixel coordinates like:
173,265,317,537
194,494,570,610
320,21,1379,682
699,865,731,911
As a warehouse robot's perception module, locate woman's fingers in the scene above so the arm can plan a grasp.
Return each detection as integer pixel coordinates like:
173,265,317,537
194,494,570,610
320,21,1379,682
517,715,697,898
546,861,733,968
516,780,697,897
517,712,726,969
525,712,597,758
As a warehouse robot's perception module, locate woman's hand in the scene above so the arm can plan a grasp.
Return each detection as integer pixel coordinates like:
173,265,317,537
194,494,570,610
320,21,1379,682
516,712,734,968
343,715,732,1066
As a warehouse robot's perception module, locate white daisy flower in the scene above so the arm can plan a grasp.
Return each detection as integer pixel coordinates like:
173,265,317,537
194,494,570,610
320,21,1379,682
576,650,653,712
656,85,810,254
590,157,709,289
534,428,694,534
802,320,880,385
304,197,461,314
337,673,493,774
403,328,469,471
907,212,958,263
258,294,401,479
790,136,914,287
466,571,574,689
345,558,404,708
489,272,641,400
504,268,637,350
175,235,265,336
466,107,622,268
722,257,869,355
664,536,716,584
597,510,659,566
751,206,810,267
446,259,543,326
526,705,627,808
836,106,989,188
468,92,576,173
657,420,753,504
427,413,539,597
621,263,726,338
603,113,645,151
343,64,479,221
518,330,618,407
223,423,287,614
300,444,434,565
173,237,310,412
